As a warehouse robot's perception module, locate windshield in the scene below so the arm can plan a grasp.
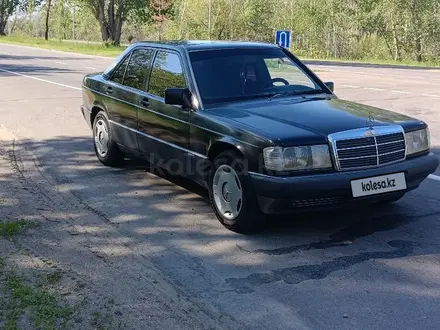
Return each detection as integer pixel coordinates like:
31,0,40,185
189,48,323,105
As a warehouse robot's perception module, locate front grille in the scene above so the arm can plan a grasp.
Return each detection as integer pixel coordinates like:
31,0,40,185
339,156,377,169
336,137,375,149
292,197,348,208
329,126,406,171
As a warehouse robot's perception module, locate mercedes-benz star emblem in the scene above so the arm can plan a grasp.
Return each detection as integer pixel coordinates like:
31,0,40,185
364,127,376,137
222,185,232,202
367,114,375,128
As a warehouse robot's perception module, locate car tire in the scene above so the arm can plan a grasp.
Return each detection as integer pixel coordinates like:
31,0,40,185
208,150,265,233
92,111,123,167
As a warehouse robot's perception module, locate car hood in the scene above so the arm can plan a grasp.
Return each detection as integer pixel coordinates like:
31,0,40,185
208,96,422,146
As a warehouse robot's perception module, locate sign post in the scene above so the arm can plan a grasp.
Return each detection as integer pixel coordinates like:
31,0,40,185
275,30,291,49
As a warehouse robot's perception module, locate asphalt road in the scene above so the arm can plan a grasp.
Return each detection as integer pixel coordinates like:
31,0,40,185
1,43,440,330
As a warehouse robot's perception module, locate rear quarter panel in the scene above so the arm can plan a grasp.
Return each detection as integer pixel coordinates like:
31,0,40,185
82,74,111,125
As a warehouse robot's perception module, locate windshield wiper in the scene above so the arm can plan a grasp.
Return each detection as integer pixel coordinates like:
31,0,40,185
268,89,325,101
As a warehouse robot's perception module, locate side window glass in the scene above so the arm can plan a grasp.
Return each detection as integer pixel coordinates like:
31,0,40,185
148,51,186,98
110,56,129,85
124,49,155,91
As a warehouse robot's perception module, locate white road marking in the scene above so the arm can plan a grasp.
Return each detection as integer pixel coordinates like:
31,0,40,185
391,90,411,94
341,85,440,98
85,66,97,70
350,71,386,76
429,174,440,182
364,87,386,91
0,67,81,91
421,94,440,98
313,65,440,83
55,61,67,65
341,85,416,96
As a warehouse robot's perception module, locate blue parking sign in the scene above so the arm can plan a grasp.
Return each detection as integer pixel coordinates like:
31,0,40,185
275,30,291,48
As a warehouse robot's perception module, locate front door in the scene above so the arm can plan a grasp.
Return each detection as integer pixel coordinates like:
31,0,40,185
137,50,191,175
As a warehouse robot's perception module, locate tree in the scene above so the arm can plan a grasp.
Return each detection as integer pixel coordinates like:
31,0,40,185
4,0,440,64
0,0,19,35
77,0,149,45
149,0,174,41
0,0,43,36
244,0,273,41
53,0,69,40
44,0,52,40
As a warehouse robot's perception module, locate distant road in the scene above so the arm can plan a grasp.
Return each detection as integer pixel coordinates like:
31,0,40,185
308,61,440,147
0,42,439,330
304,59,440,70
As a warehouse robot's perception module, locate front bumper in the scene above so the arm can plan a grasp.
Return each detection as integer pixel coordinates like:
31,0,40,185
250,153,439,214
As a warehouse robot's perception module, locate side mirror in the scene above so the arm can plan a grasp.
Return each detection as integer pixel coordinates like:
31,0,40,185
324,81,334,92
164,88,192,109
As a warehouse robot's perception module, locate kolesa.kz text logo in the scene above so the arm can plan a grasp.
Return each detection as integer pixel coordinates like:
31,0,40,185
361,178,397,192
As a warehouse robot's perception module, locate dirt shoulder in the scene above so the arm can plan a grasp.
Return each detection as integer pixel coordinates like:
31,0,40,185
0,128,238,329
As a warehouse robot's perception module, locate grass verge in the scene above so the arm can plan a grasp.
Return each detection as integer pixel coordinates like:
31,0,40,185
0,262,73,330
0,220,38,239
0,36,124,57
92,311,124,330
1,36,439,68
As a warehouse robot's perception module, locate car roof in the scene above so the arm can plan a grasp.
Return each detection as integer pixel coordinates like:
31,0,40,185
130,40,279,51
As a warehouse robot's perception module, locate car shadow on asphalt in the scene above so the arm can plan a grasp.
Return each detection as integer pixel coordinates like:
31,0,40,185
118,155,401,238
12,136,440,244
0,54,91,61
0,59,82,76
2,136,440,319
128,150,440,238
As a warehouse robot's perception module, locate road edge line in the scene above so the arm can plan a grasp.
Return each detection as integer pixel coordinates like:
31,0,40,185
428,174,440,182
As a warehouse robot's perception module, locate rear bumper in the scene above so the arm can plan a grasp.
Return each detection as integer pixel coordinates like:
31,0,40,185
250,153,439,214
81,105,92,128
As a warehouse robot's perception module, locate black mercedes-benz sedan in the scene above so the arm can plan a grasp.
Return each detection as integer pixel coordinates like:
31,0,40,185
81,40,439,233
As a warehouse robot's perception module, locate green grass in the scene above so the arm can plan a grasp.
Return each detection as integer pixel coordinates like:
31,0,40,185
1,271,72,330
91,311,123,330
1,36,440,68
0,36,124,57
0,220,38,239
37,271,62,288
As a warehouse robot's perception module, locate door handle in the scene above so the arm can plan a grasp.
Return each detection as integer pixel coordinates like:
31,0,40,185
105,86,113,94
139,97,149,107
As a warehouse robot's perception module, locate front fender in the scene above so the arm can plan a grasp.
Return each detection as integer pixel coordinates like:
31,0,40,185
207,136,263,172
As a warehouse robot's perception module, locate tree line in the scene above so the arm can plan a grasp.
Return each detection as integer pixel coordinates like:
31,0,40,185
1,0,440,63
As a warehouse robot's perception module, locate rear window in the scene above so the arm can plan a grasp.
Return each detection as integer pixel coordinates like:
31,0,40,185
110,56,129,85
124,48,154,91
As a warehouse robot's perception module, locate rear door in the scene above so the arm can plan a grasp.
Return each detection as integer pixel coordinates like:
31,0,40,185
137,50,190,170
106,48,154,151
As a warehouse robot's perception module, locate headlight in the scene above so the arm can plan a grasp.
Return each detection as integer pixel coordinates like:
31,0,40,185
405,128,430,156
263,145,332,171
